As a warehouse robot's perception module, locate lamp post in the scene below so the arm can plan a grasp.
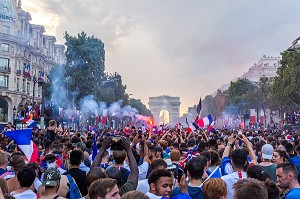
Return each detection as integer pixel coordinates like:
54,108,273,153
13,106,16,126
38,79,44,129
32,75,37,106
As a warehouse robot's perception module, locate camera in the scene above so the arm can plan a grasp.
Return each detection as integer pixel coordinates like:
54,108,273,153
111,136,123,151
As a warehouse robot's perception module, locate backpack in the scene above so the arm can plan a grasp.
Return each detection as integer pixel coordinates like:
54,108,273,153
66,174,82,199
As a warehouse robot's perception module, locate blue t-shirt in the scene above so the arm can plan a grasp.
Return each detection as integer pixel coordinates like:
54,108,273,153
285,188,300,199
171,186,203,199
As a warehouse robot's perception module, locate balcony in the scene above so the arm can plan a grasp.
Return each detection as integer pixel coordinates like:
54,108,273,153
0,67,11,74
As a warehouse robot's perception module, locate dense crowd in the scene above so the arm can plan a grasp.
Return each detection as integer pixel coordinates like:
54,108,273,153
0,120,300,199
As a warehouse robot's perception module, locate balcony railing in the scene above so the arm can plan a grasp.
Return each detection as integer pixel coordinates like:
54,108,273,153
0,67,11,73
16,69,21,75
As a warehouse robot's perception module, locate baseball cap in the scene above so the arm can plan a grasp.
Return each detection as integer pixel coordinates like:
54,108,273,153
42,168,60,187
261,144,274,160
164,159,176,170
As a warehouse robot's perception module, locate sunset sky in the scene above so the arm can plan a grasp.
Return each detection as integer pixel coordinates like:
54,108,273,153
22,0,300,115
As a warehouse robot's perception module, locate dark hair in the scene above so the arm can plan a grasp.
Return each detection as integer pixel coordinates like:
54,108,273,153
112,150,127,164
209,150,220,166
148,169,172,185
69,150,84,165
106,166,122,185
247,165,270,181
276,162,298,180
230,149,247,169
17,167,36,187
86,168,107,187
44,140,52,149
150,158,167,170
264,179,280,199
88,178,118,199
274,150,288,161
186,157,206,180
11,155,25,172
171,142,179,149
233,178,268,199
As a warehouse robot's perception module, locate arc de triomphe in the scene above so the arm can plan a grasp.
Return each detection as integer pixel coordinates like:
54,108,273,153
148,96,181,125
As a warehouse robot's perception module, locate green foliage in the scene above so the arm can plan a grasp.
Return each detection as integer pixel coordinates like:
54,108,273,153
228,78,256,111
128,98,152,117
272,50,300,110
64,32,128,106
64,31,106,105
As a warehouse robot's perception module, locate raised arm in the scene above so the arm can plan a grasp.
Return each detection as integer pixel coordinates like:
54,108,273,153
91,137,111,169
222,134,235,159
241,134,257,165
121,137,138,188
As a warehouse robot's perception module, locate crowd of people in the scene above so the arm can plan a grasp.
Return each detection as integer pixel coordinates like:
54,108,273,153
0,119,300,199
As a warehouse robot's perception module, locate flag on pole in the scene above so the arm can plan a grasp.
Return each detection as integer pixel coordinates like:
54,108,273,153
196,97,202,116
3,129,38,163
207,118,216,132
197,114,213,128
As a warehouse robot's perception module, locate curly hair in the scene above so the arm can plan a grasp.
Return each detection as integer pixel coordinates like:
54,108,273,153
148,169,172,185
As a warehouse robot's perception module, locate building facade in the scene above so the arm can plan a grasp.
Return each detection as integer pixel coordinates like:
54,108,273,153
0,0,65,124
240,55,281,82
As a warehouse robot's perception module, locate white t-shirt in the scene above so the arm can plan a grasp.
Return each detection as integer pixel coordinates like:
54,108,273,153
10,189,37,199
136,179,149,194
221,171,247,199
124,161,149,180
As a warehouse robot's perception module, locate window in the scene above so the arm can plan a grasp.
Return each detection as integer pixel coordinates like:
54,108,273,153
0,76,8,87
22,79,25,92
0,58,9,70
17,78,20,91
17,61,21,70
27,82,30,94
1,43,9,52
2,26,10,34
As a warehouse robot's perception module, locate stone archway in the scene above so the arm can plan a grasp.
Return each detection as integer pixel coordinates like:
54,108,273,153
148,96,180,125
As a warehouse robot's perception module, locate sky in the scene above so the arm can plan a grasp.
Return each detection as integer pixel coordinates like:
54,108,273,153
22,0,300,115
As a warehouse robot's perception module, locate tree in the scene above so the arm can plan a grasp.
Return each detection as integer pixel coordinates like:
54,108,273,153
128,98,152,117
272,50,300,111
64,31,106,106
228,78,256,113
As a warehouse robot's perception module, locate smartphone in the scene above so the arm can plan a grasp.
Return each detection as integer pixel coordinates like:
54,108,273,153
177,168,184,183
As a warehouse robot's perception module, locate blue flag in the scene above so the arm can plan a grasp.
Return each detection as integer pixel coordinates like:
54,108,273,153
92,135,98,161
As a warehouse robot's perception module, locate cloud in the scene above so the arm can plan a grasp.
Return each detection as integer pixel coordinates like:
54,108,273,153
22,0,300,115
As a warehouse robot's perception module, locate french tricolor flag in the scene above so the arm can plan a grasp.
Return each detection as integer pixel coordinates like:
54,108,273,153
26,119,37,128
197,114,213,128
4,129,38,163
86,126,93,131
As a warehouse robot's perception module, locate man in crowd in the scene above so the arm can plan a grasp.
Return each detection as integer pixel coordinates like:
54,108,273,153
276,162,300,199
10,166,37,198
63,149,88,197
233,178,268,199
172,157,206,199
88,178,121,199
146,168,188,199
91,136,138,196
40,168,65,199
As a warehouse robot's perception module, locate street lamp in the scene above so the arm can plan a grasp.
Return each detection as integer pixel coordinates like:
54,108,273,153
13,106,16,126
32,75,37,106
